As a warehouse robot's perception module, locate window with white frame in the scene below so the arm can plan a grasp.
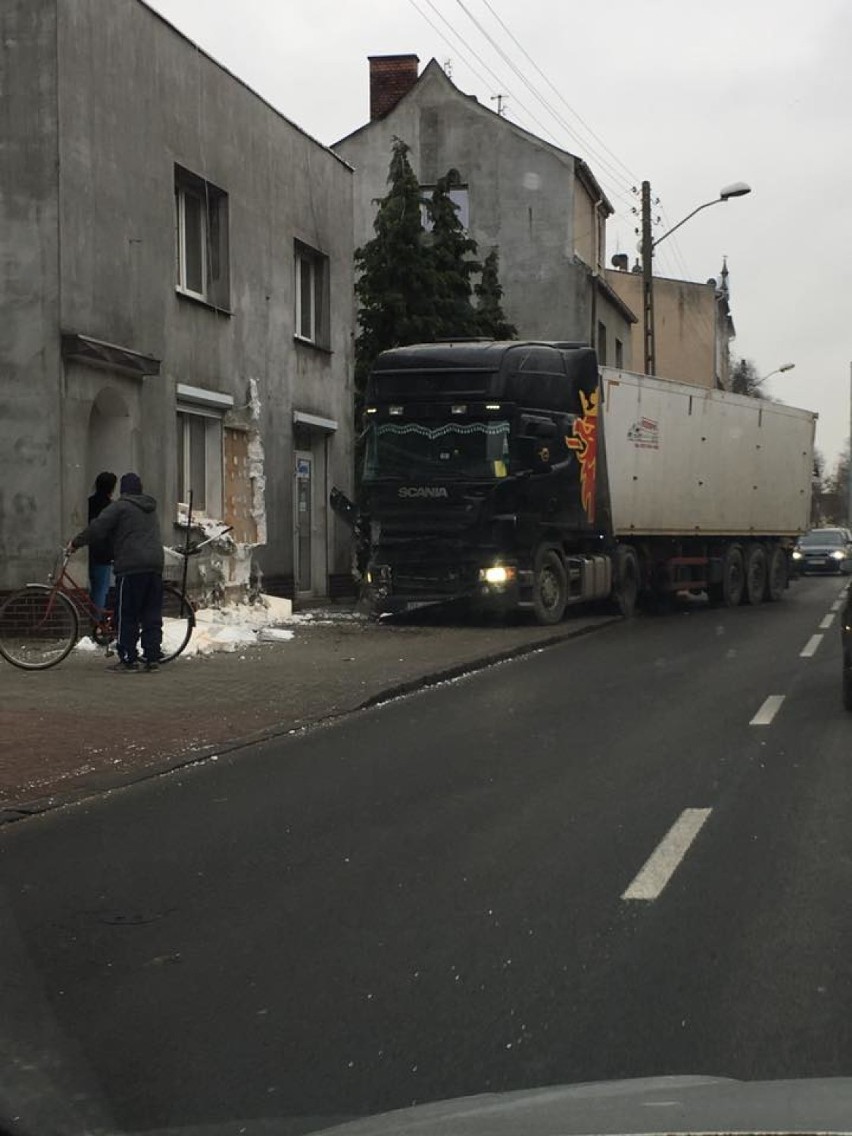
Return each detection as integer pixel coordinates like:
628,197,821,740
294,242,330,347
175,166,230,308
176,384,233,517
420,184,470,232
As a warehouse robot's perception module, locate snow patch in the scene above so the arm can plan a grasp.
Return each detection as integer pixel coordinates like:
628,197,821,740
74,637,100,653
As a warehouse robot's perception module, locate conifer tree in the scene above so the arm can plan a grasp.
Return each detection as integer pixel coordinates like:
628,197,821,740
474,248,517,340
354,138,439,414
426,168,480,338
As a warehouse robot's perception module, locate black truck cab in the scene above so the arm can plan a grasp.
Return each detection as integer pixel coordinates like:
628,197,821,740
357,340,612,621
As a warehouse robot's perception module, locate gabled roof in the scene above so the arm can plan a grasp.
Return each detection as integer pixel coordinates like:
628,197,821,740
137,0,352,171
334,58,614,214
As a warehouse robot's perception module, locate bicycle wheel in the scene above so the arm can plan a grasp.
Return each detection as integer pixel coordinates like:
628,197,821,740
0,585,80,670
160,583,195,662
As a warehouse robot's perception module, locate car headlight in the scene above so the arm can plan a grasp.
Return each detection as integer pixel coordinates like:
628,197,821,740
831,550,845,560
792,550,803,560
479,564,517,586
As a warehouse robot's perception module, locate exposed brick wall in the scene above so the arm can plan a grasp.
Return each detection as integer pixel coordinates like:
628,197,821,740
369,55,419,121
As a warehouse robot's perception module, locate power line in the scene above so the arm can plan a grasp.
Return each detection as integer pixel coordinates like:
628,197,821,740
409,0,637,216
409,0,636,230
405,0,506,102
476,0,641,187
411,0,565,149
452,0,637,205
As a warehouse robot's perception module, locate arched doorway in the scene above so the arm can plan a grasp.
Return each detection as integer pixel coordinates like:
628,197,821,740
86,386,135,492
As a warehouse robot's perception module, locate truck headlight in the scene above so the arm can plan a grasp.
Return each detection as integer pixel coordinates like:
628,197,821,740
480,564,517,586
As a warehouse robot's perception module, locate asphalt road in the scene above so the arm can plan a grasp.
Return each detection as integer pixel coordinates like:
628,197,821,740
1,575,850,1134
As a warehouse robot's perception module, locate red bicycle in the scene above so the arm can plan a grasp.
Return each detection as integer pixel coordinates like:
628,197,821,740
0,551,195,670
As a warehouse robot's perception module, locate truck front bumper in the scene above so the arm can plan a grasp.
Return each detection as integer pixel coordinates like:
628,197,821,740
366,558,524,614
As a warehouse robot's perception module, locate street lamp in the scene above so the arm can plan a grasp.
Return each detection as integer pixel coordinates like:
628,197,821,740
641,180,752,375
753,362,796,388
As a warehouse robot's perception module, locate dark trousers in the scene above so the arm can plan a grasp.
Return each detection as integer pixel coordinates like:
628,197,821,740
115,573,163,664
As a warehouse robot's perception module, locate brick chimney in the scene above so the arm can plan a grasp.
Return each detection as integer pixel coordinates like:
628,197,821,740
369,55,420,121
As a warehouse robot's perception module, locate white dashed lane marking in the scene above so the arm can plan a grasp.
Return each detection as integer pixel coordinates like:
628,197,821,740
622,809,713,901
820,614,836,630
800,634,824,658
750,695,785,726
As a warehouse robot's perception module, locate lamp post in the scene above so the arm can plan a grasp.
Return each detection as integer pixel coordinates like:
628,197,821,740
753,362,796,389
641,181,752,375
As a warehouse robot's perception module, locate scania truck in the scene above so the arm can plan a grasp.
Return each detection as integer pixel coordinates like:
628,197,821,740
338,340,816,624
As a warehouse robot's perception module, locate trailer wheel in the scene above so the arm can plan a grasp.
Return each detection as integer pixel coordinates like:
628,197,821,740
765,545,788,602
744,543,767,606
720,544,745,607
614,547,640,619
532,548,568,625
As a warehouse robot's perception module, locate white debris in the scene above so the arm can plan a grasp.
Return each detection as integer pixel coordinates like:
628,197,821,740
175,595,297,657
257,628,295,643
248,377,268,546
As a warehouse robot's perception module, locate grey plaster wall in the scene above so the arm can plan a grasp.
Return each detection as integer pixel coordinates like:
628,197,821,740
53,0,355,585
335,63,591,343
0,0,355,592
0,0,63,587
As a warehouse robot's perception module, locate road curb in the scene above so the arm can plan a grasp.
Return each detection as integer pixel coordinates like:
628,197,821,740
0,615,620,828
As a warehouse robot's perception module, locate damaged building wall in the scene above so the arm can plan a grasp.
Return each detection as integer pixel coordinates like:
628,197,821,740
1,0,356,597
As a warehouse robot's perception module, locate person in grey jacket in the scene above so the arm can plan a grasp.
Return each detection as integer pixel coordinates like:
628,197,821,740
69,472,165,672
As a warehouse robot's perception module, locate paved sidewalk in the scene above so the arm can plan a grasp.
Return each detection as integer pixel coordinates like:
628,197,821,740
0,607,618,822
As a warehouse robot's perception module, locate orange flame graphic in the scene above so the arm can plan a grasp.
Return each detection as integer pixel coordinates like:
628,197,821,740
565,389,598,524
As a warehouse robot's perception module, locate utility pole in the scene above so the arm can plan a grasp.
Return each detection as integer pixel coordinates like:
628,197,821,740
490,94,507,116
641,180,655,376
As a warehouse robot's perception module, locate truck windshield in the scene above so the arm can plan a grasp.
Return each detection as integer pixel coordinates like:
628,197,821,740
364,420,511,481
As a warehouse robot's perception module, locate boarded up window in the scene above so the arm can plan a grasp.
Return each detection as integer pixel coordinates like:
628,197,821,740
224,427,256,543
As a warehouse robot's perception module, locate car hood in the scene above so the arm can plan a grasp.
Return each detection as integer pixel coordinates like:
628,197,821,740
9,1075,852,1136
305,1075,852,1135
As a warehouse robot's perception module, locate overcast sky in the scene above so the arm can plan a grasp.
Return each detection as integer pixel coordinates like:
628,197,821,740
146,0,852,472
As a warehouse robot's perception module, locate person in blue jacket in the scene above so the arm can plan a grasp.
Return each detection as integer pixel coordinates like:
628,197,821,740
69,472,165,673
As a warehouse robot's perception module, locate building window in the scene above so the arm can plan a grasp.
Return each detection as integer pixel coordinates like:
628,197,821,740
294,242,330,348
597,321,607,366
175,166,230,309
615,337,624,369
420,184,470,231
176,384,234,517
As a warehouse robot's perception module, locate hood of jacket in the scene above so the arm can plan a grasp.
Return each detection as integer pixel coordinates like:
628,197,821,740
122,493,157,514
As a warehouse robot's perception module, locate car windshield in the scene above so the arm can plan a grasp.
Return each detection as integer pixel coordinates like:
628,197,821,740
7,3,852,1135
801,530,845,547
363,419,511,481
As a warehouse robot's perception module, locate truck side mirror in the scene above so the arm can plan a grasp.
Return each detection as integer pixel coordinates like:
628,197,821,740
515,436,553,473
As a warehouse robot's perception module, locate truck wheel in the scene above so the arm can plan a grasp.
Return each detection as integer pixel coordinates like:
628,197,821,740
614,547,640,619
532,548,568,625
721,544,745,607
765,545,788,602
744,543,767,605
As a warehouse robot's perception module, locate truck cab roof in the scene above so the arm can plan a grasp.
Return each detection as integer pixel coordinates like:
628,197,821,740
368,341,599,414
